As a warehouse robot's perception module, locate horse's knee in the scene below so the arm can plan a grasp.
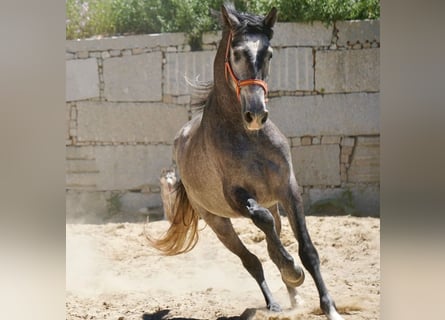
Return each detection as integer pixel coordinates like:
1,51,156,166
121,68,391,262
247,199,275,230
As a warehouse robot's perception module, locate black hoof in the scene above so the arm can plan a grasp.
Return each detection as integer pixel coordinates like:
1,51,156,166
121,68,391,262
267,302,282,312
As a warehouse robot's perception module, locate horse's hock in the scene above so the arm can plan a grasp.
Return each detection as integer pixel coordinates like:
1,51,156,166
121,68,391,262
66,20,380,223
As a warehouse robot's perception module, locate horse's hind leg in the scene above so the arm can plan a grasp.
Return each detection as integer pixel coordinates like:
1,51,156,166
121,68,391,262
269,204,281,236
199,211,282,312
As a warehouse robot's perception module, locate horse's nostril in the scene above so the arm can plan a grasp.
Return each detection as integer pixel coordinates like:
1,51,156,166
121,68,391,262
244,112,253,123
261,111,269,124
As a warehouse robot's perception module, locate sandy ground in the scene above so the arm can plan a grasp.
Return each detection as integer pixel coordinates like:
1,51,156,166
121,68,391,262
66,215,380,320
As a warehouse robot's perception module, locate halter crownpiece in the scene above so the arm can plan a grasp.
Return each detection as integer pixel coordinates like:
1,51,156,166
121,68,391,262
224,31,269,101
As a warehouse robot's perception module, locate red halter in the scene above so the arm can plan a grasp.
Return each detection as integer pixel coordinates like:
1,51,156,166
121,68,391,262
224,32,269,101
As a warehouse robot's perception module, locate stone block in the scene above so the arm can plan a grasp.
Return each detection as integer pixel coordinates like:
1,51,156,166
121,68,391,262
120,192,162,213
315,49,379,93
341,153,351,164
76,51,89,59
164,51,215,96
307,185,379,216
301,136,312,145
66,159,98,173
348,136,380,183
341,146,354,157
273,22,333,47
341,136,356,147
321,136,341,144
269,48,313,91
94,145,173,190
70,105,77,120
350,184,380,216
290,137,301,147
179,45,191,52
336,20,380,47
132,48,144,55
291,144,341,186
69,120,77,136
103,52,162,101
66,104,71,140
122,49,132,56
110,49,121,57
76,101,188,143
66,58,99,101
268,93,379,137
340,165,348,181
66,146,95,160
202,31,222,44
308,187,351,215
66,172,98,189
309,187,345,204
66,33,187,52
66,190,110,223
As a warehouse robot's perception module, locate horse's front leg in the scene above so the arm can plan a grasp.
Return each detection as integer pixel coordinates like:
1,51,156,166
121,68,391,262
232,189,305,305
281,177,344,320
245,198,305,289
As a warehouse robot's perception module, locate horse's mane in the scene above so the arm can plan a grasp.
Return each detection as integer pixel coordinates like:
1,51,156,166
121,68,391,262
186,3,274,112
223,2,274,41
185,76,214,113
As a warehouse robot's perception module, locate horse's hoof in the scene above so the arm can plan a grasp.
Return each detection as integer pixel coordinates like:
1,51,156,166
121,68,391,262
267,302,282,312
282,264,305,287
327,309,344,320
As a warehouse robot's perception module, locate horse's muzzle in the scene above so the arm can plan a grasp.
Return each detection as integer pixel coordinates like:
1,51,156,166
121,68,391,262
243,110,269,131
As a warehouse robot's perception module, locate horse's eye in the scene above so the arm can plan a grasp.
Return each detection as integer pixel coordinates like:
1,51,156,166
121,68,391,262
233,51,242,61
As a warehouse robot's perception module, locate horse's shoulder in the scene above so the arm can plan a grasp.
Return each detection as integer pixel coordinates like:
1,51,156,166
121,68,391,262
264,121,290,150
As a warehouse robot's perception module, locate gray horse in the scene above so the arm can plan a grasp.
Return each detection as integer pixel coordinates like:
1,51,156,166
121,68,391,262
150,4,343,320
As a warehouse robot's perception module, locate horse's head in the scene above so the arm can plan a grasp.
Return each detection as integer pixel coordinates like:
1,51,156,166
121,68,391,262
222,4,277,131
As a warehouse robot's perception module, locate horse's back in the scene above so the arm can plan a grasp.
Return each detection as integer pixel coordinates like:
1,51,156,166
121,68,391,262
173,113,203,164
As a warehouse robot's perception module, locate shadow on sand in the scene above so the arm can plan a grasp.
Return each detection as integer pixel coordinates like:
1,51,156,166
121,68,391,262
142,308,257,320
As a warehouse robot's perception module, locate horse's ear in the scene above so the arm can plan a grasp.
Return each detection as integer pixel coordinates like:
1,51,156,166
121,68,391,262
221,4,240,28
264,7,278,28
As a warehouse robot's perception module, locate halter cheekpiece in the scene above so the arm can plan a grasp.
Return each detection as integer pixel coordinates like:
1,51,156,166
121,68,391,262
224,31,269,101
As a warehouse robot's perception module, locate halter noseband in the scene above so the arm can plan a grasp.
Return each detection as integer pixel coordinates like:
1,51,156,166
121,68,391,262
224,31,269,101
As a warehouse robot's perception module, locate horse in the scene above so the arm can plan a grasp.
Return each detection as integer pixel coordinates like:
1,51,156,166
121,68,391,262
149,4,344,320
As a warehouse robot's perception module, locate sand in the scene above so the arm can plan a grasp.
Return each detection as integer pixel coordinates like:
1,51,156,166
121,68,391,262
66,215,379,320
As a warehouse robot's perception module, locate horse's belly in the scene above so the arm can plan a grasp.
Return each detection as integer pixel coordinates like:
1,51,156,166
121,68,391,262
185,178,278,218
185,181,243,218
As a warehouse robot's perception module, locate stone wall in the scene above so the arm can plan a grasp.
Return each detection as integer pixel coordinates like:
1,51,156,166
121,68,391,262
66,20,380,222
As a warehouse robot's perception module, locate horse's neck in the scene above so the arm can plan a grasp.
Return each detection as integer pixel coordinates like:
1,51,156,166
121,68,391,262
201,30,243,131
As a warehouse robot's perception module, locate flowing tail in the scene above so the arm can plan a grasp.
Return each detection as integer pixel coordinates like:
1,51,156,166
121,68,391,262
147,180,199,255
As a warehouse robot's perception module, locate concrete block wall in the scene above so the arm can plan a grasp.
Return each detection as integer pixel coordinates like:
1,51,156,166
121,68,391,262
66,20,380,222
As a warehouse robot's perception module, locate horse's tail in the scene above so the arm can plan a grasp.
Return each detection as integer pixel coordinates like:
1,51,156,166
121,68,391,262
147,180,199,256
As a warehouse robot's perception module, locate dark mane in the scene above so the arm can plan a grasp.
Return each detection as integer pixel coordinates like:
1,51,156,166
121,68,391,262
185,76,214,113
223,2,274,41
